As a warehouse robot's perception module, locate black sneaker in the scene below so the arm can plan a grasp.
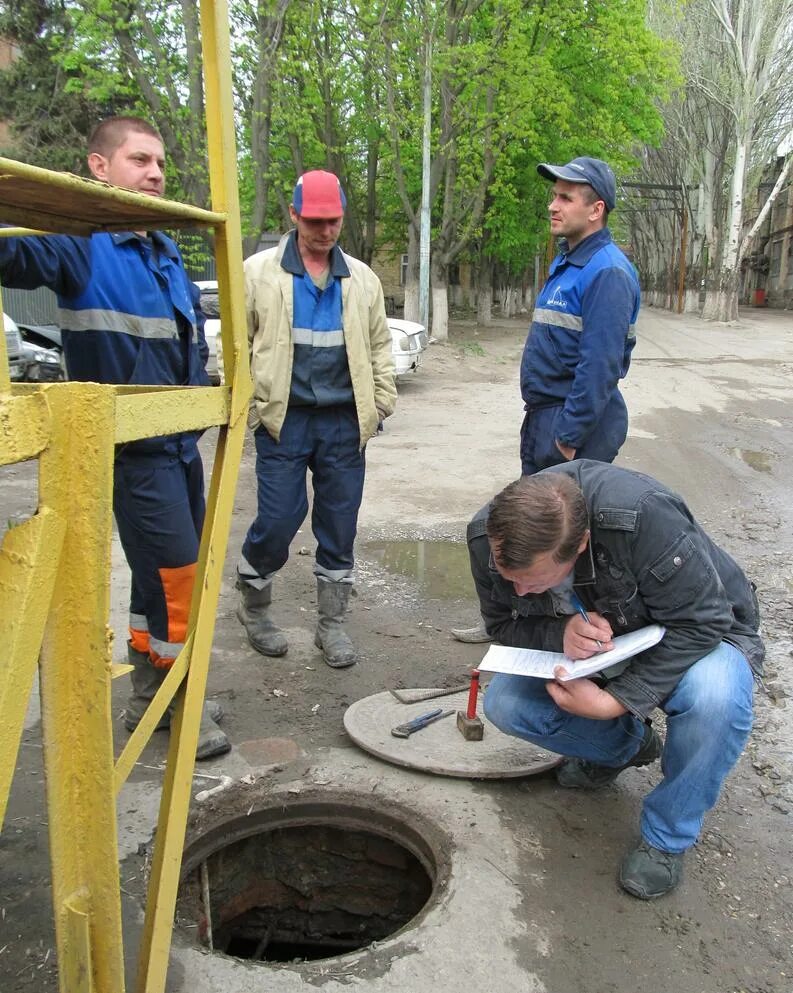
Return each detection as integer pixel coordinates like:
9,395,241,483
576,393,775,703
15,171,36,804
556,723,662,789
619,840,684,899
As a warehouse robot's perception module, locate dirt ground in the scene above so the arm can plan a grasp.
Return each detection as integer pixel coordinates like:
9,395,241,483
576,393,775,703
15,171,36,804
2,306,793,992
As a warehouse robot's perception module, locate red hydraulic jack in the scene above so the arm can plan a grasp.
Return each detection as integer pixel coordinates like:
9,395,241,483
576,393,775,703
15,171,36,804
457,669,485,740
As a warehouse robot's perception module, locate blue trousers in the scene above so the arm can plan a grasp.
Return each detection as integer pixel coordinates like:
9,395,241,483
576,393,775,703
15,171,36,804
241,406,366,583
483,641,754,852
520,392,628,475
113,447,205,663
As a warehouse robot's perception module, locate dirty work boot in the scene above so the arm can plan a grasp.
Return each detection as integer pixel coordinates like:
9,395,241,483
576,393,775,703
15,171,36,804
556,723,662,790
125,644,172,732
236,578,288,657
619,840,685,900
315,577,356,668
450,620,492,644
195,708,232,761
124,644,229,761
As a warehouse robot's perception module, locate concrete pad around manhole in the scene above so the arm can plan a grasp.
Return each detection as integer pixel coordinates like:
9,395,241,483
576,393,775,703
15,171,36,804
344,690,561,778
236,737,305,767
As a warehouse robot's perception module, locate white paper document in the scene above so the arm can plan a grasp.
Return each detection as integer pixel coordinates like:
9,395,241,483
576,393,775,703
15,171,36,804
478,625,666,682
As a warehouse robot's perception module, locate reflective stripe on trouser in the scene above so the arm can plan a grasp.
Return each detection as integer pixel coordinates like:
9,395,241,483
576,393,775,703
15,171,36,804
519,392,628,476
241,406,365,583
114,450,205,668
483,641,753,851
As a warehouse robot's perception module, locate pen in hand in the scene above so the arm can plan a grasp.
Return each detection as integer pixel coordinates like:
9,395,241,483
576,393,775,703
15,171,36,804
570,592,603,649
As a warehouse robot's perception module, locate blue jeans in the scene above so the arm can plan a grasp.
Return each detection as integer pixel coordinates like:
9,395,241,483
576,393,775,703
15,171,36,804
241,406,365,583
483,641,754,852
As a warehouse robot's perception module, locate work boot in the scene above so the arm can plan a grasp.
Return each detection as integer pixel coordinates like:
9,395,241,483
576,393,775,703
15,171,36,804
619,840,685,900
315,577,356,668
556,723,662,790
195,708,232,761
125,644,172,732
124,644,230,761
236,578,288,657
450,620,492,644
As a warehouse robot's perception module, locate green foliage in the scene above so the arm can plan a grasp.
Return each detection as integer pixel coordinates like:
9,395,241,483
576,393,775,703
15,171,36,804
0,1,107,172
459,340,486,357
0,0,679,286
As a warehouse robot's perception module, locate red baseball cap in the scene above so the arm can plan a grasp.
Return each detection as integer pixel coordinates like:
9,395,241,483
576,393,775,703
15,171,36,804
292,170,347,218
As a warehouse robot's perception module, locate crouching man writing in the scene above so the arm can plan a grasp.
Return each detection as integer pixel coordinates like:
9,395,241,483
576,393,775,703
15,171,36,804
467,461,763,899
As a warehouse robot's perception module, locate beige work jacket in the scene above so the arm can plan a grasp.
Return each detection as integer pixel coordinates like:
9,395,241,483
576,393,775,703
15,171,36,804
244,234,397,448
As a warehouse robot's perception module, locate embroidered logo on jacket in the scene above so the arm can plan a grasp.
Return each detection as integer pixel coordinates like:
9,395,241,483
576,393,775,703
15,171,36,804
545,284,566,308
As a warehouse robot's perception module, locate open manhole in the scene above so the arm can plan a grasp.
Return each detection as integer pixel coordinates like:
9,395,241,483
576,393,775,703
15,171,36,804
177,794,446,964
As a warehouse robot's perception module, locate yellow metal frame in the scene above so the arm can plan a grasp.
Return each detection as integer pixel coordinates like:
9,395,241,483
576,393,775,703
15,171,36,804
0,2,250,990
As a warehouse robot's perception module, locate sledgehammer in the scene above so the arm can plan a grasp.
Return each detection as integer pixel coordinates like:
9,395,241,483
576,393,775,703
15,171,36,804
457,669,484,741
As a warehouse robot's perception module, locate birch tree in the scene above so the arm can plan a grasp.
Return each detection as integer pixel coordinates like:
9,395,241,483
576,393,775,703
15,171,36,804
635,0,793,322
699,0,793,321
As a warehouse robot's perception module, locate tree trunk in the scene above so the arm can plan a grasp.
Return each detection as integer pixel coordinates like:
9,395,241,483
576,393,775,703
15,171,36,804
701,269,739,322
702,133,748,323
431,259,449,340
403,224,420,323
477,259,493,325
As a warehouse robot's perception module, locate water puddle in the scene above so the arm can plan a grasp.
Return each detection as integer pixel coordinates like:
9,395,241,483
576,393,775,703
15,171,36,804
730,448,773,473
364,540,474,599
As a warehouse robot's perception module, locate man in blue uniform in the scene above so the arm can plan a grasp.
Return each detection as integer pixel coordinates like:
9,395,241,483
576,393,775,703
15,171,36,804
520,156,640,474
0,116,229,759
453,156,641,644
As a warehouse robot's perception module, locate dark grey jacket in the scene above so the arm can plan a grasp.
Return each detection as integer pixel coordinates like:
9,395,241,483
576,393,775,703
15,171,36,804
468,460,764,717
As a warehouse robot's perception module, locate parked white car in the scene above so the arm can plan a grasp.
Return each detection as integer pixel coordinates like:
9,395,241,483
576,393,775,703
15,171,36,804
388,317,428,378
3,312,63,382
194,279,222,384
3,312,25,381
194,280,428,383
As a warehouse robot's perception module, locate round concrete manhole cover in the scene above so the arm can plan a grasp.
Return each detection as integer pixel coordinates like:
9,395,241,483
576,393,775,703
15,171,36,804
344,689,560,778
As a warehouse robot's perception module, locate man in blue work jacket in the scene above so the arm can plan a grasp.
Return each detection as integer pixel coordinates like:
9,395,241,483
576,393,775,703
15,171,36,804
452,156,641,645
0,116,229,759
520,156,640,474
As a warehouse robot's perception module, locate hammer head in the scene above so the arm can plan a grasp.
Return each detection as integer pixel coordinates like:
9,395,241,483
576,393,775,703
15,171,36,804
456,710,484,741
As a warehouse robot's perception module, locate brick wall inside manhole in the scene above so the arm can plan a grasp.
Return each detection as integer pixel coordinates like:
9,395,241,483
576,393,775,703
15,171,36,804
176,796,444,964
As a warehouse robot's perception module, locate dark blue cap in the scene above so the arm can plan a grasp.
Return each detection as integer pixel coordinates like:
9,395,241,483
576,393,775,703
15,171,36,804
537,157,617,211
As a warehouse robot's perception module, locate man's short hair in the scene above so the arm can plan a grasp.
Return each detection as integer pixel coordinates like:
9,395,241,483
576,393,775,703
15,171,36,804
580,183,610,222
486,474,589,568
87,116,162,158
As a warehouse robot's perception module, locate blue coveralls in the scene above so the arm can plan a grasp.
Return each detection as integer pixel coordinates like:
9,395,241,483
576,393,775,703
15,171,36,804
0,231,209,665
239,232,365,587
520,228,640,475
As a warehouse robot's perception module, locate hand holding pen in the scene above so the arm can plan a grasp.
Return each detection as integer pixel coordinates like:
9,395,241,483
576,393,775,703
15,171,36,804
566,592,613,659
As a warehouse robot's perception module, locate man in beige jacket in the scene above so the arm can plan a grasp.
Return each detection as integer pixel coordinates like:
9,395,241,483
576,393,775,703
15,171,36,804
237,170,396,668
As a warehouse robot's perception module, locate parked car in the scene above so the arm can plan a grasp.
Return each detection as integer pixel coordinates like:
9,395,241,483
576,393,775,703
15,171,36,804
195,279,428,383
388,317,428,377
4,313,62,382
3,312,26,381
17,322,65,381
194,279,222,384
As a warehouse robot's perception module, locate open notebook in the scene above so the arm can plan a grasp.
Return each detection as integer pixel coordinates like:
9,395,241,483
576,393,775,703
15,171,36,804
478,624,666,682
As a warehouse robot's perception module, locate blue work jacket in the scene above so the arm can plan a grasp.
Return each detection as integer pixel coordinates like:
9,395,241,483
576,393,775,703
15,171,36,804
0,231,208,457
520,229,640,450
